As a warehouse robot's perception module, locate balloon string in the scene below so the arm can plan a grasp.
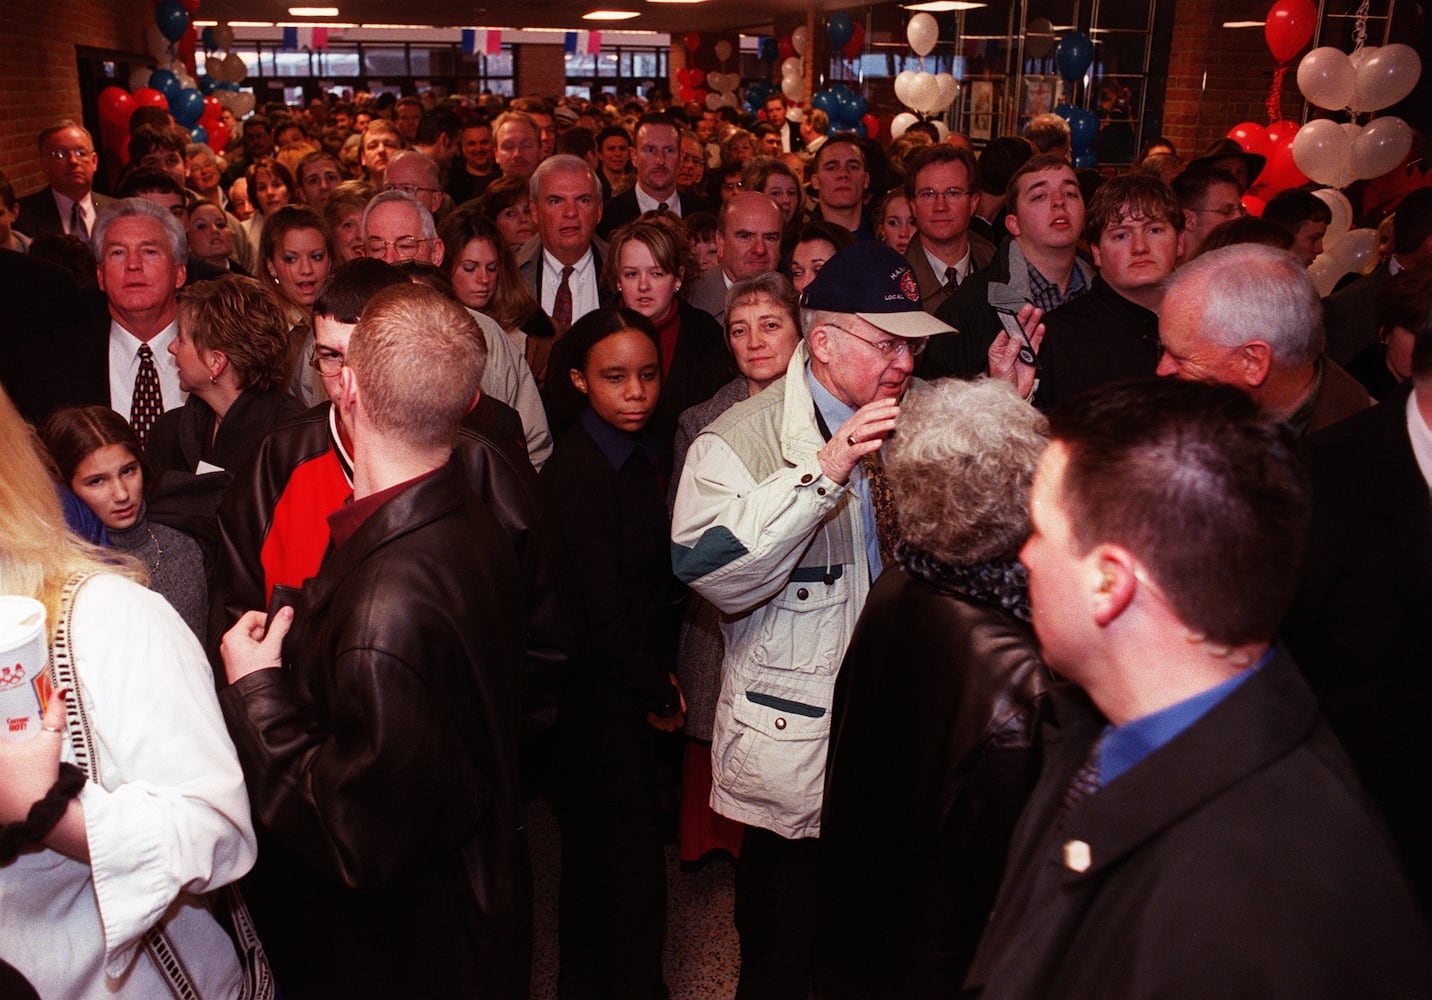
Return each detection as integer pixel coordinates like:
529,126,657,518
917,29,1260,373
1267,64,1287,124
1353,0,1370,51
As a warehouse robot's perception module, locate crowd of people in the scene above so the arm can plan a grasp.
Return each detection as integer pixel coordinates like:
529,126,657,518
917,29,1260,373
1,83,1430,999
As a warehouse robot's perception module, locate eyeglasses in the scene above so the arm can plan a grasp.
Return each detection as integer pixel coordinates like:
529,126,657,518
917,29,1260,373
364,236,429,259
1189,203,1246,220
309,347,344,376
386,182,440,197
829,324,927,360
915,186,970,204
46,147,94,162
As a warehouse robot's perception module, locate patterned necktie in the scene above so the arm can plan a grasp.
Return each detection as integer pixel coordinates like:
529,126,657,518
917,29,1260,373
131,344,163,447
552,264,575,336
862,450,900,567
70,201,89,242
944,264,959,288
1059,735,1106,821
657,201,669,213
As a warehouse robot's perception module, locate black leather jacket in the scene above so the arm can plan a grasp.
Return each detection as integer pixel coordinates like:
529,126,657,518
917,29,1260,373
210,401,573,735
816,560,1054,999
219,462,532,998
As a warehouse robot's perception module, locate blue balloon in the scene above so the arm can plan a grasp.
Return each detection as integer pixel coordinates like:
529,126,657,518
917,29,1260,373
189,125,209,145
828,13,855,50
760,37,779,63
149,69,181,101
171,88,205,127
849,93,868,120
810,90,837,117
1052,102,1076,122
850,121,867,139
155,0,190,44
198,74,215,95
830,83,854,104
1055,31,1093,83
217,81,241,92
1069,108,1099,149
201,27,217,51
1072,148,1098,169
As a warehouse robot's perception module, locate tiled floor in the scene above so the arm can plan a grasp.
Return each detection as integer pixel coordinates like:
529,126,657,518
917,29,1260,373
526,796,741,999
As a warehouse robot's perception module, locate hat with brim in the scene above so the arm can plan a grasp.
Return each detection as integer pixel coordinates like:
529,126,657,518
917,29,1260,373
800,242,956,339
1188,138,1266,182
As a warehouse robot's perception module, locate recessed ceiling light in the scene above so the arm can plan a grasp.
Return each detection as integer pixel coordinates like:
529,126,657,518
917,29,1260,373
583,9,639,19
1222,21,1265,28
902,1,987,10
648,0,707,4
288,6,339,15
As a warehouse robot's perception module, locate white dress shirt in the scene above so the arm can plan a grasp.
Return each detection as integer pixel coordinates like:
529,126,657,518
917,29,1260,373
636,185,681,216
108,318,186,422
924,242,975,287
540,246,600,327
1406,387,1432,493
53,190,96,239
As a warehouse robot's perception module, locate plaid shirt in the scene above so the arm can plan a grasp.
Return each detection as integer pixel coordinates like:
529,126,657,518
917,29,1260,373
1027,259,1089,314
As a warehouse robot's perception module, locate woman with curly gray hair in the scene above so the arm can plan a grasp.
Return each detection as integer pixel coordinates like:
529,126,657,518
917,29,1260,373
816,378,1055,1000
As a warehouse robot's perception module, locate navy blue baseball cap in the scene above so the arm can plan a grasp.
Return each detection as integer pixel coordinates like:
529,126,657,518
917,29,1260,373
800,242,955,339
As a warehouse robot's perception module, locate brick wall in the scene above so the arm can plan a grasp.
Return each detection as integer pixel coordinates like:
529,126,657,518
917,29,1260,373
516,44,567,103
1163,0,1305,160
0,0,146,196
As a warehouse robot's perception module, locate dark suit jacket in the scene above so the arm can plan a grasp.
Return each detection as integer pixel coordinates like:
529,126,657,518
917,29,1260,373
0,249,82,407
963,650,1432,999
904,231,996,317
14,188,116,240
1322,261,1391,366
684,266,729,326
15,288,112,423
1284,384,1432,908
515,235,608,305
596,187,714,241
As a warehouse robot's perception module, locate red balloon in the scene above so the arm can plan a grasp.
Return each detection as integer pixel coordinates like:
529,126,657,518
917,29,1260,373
207,123,230,153
843,22,865,59
689,67,706,88
201,95,223,123
679,86,698,103
684,32,701,55
1256,138,1310,196
777,36,795,61
132,87,170,110
1227,121,1271,159
1241,194,1267,217
861,113,879,139
676,67,691,85
98,86,136,129
1265,119,1300,147
1265,0,1316,64
177,24,198,76
179,0,201,12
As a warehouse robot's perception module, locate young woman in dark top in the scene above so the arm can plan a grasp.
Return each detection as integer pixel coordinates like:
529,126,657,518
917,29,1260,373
539,308,685,1000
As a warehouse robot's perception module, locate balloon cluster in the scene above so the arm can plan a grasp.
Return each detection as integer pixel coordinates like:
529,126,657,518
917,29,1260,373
827,13,865,60
1291,43,1420,187
1227,119,1308,199
811,85,876,139
1307,188,1378,295
1049,31,1097,167
678,35,738,111
775,27,810,105
889,14,955,140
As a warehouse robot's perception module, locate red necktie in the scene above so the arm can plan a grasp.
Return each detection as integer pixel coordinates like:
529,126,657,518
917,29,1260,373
553,264,575,335
131,344,163,447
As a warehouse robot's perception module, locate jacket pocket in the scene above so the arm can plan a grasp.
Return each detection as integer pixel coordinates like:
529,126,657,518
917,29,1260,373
750,567,849,677
714,686,832,816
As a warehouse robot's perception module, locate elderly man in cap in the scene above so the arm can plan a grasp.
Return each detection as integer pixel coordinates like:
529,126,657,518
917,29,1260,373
671,242,954,1000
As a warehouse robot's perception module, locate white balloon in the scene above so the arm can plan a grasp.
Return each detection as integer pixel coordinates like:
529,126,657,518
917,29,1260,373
782,76,805,103
213,22,235,51
1355,44,1421,112
782,56,802,79
890,112,919,139
1352,115,1413,179
933,120,950,140
907,12,938,58
792,25,809,57
894,70,917,108
1334,227,1377,272
934,73,959,112
223,53,248,84
176,72,197,91
705,92,724,112
1349,45,1377,71
1311,188,1353,248
908,71,939,114
231,92,256,118
714,40,732,63
1297,47,1355,111
720,91,740,109
1291,118,1353,188
1307,252,1344,297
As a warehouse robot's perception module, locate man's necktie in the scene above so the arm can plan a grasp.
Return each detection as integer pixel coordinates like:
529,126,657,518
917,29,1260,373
944,265,959,288
553,264,575,336
657,201,669,212
862,451,900,567
131,344,163,447
70,201,89,242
